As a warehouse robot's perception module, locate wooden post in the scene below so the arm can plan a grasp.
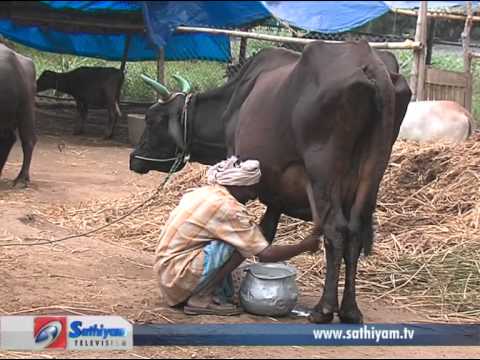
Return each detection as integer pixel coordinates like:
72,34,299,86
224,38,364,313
156,47,165,101
462,1,473,113
410,1,428,101
120,34,131,75
116,34,131,105
426,18,436,65
239,37,248,64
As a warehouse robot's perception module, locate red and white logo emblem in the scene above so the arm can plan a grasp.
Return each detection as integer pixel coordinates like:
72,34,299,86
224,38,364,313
34,317,67,349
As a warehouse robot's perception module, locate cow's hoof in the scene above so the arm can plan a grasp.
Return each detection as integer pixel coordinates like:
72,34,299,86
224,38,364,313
308,311,334,324
339,308,364,324
13,178,29,189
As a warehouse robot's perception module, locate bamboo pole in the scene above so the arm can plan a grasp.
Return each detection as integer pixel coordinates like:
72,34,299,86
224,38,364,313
119,34,131,75
417,2,429,101
117,34,131,106
175,26,421,50
462,2,473,112
239,37,248,63
156,47,165,101
426,18,436,65
391,8,480,22
238,27,248,63
410,1,428,101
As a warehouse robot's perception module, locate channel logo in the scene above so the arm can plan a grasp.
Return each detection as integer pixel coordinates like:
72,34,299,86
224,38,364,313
34,317,67,349
67,316,132,350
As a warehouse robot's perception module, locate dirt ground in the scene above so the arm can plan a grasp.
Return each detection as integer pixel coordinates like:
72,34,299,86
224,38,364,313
0,109,479,359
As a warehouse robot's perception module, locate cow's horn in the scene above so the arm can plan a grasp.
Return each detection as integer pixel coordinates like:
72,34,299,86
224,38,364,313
141,74,171,98
173,74,192,94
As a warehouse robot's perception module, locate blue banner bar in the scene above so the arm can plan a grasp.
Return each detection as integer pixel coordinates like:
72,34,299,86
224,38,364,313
133,324,480,347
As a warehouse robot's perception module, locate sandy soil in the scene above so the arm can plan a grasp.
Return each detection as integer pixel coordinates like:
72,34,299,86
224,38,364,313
0,110,478,358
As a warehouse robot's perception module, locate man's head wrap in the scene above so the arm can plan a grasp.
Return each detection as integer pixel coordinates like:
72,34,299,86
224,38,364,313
207,156,261,186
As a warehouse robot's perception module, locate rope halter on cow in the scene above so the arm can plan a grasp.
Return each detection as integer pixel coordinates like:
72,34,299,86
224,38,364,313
134,74,193,169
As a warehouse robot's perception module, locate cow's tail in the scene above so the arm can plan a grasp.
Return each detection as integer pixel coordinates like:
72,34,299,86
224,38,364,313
362,85,384,257
355,66,390,257
115,101,122,118
467,114,473,138
114,71,125,118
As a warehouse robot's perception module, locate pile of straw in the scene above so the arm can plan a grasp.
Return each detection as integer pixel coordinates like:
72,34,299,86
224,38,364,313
366,138,480,322
40,138,480,322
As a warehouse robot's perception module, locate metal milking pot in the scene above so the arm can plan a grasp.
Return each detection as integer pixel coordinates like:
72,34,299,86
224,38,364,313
239,263,299,317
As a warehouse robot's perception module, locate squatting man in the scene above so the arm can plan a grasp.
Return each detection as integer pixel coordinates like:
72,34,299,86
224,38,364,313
154,156,320,315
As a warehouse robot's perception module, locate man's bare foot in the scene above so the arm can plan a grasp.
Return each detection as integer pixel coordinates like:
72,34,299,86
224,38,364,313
187,292,214,308
185,294,242,316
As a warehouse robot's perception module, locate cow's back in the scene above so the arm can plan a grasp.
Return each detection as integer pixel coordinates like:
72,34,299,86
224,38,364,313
223,47,300,148
232,40,394,160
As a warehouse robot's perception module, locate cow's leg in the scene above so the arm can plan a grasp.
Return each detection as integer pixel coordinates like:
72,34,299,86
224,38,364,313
338,145,381,324
302,144,350,323
304,174,347,324
74,101,88,135
104,103,118,140
13,107,37,188
339,232,363,324
309,209,346,324
0,129,16,178
259,206,281,244
338,171,377,324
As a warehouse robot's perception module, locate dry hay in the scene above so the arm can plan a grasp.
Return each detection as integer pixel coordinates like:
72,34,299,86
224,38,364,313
38,137,480,322
369,137,480,322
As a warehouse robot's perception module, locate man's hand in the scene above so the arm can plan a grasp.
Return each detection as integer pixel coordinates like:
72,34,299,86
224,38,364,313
301,234,320,254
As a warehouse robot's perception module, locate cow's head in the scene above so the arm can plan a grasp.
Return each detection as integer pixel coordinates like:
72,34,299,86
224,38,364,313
36,70,58,93
129,74,192,174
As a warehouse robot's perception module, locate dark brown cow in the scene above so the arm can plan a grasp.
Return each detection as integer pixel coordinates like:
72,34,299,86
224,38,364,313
130,40,412,323
37,67,124,139
0,44,36,187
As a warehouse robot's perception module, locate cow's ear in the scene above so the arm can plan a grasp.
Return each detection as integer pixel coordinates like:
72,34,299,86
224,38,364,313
168,116,186,151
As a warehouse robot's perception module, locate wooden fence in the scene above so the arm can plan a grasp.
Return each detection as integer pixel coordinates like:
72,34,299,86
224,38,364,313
424,67,471,108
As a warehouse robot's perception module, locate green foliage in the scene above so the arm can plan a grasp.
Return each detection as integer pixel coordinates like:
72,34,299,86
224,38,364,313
393,50,414,78
430,53,463,72
121,61,157,101
14,44,227,102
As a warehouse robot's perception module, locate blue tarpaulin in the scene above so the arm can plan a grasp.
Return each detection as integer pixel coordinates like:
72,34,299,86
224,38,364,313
0,1,477,62
0,19,230,62
263,1,390,34
39,1,143,13
0,19,157,61
260,1,480,34
0,1,272,61
143,1,270,48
